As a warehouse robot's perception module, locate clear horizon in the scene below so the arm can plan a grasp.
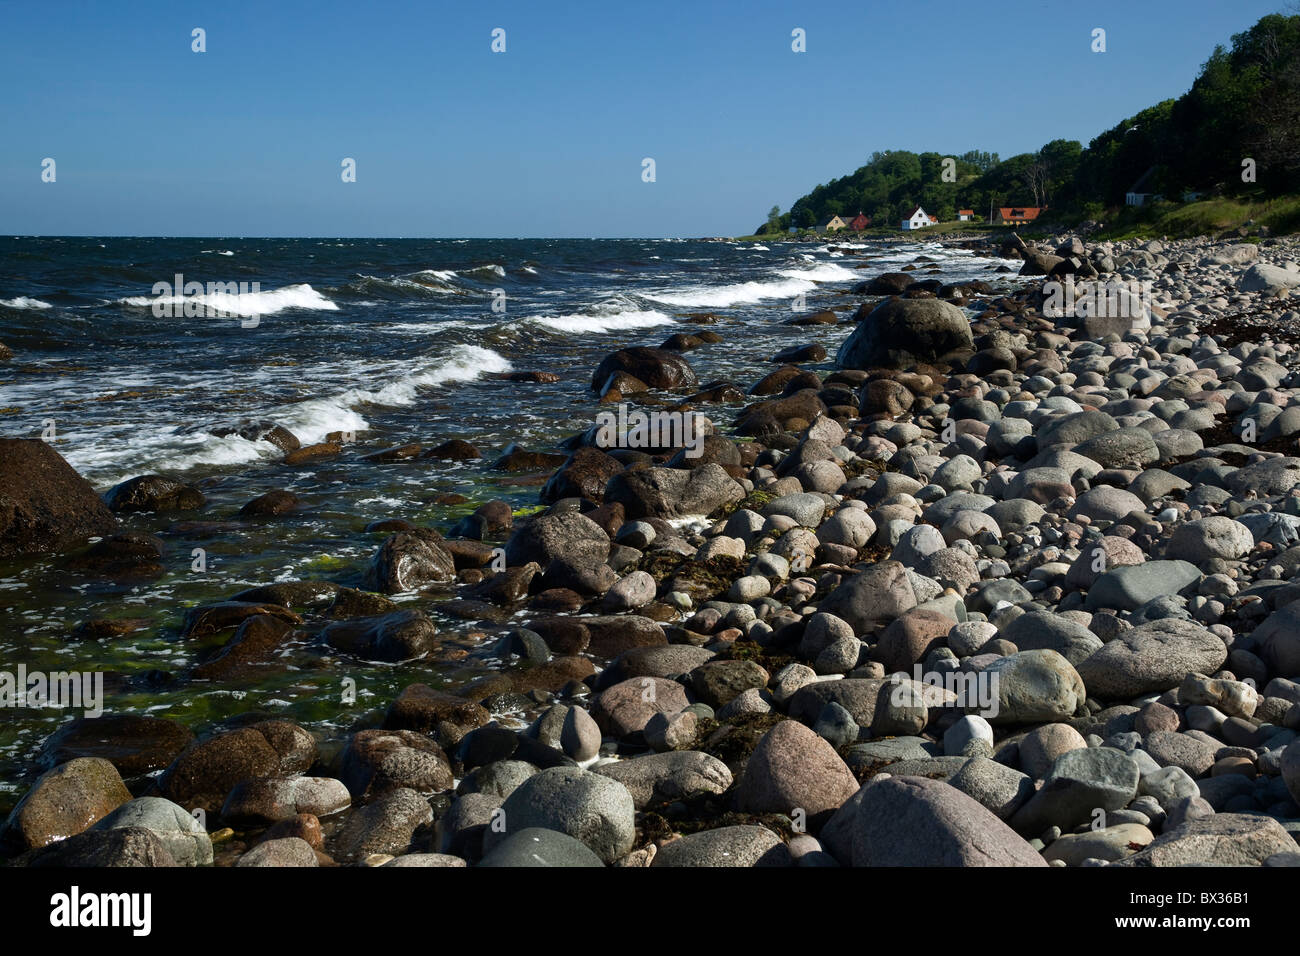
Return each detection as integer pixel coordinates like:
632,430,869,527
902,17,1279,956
0,0,1288,238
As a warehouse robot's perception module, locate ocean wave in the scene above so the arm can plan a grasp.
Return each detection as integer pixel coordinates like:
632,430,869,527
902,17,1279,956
643,275,820,309
776,262,858,281
118,283,337,317
524,308,675,334
0,296,53,310
273,345,512,444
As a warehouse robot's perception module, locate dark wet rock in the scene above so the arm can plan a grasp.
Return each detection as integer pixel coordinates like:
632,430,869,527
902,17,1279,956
181,600,302,638
340,729,453,802
192,614,296,680
504,509,610,570
382,683,491,747
492,447,568,472
422,439,482,460
0,438,118,557
836,298,974,370
365,527,456,592
320,609,440,662
62,531,165,577
591,347,698,392
284,441,342,465
37,714,194,777
239,489,300,517
103,474,205,513
159,721,316,814
362,442,423,463
604,463,744,519
232,579,340,611
324,587,399,619
540,447,624,504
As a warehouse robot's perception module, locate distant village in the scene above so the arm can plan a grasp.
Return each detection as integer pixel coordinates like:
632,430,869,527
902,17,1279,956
811,205,1045,234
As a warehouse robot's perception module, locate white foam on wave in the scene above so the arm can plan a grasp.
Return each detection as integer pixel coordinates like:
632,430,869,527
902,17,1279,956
0,296,53,309
377,319,484,335
273,344,513,445
776,261,857,281
54,345,512,484
524,309,675,334
751,244,770,251
642,275,818,308
119,283,337,317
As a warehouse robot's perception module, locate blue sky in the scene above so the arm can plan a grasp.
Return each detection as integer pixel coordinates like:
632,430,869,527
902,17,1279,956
0,0,1288,237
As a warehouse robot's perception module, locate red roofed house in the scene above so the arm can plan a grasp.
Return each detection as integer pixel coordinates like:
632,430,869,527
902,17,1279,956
996,206,1042,226
957,209,975,221
847,212,871,232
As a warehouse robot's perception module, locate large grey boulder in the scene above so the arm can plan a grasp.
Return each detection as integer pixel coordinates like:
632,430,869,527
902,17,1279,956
651,825,791,867
818,561,918,634
1113,813,1297,867
851,775,1047,866
836,298,973,370
481,766,635,864
1076,619,1228,698
91,797,213,866
980,650,1087,725
593,752,732,809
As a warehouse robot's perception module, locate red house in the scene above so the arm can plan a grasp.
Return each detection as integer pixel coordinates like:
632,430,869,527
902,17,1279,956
847,212,871,232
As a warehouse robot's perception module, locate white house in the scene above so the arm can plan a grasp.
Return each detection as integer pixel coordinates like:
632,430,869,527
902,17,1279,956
900,206,933,231
1126,167,1163,207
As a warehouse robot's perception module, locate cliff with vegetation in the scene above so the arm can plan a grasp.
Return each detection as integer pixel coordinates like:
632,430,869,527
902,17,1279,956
753,13,1300,238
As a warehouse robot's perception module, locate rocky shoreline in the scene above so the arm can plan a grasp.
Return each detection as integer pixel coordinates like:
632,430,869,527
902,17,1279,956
4,231,1300,868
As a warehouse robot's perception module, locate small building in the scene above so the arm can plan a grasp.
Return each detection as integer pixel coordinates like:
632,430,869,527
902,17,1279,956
900,206,933,231
957,209,975,222
817,215,848,234
996,206,1042,226
1126,167,1162,207
847,212,871,232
